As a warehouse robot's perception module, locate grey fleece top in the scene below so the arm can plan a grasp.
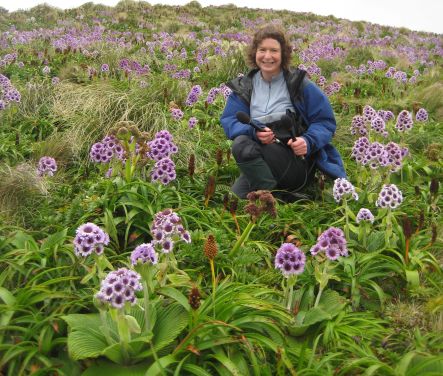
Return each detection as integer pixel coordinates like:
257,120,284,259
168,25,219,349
250,70,294,124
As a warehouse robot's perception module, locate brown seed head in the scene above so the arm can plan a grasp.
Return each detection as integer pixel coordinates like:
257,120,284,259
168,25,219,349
204,175,216,199
188,154,195,177
188,286,201,310
430,178,439,196
223,193,230,211
215,149,223,166
402,215,413,239
229,197,238,215
204,234,218,260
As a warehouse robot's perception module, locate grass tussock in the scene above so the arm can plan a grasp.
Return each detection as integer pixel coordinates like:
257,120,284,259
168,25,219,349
0,163,48,223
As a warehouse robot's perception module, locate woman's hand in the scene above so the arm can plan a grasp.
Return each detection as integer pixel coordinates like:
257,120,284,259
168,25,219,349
287,137,307,156
256,127,276,145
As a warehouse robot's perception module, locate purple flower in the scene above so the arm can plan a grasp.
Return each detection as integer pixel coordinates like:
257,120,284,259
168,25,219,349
333,178,358,203
363,105,377,122
170,108,184,121
101,63,110,72
131,243,158,265
395,110,413,132
415,108,428,122
146,130,178,161
150,209,191,254
185,85,202,106
37,156,57,177
96,268,142,309
188,117,198,129
275,243,306,277
310,227,348,260
89,135,125,164
74,223,110,257
150,157,176,185
42,66,51,75
356,208,375,223
376,184,403,209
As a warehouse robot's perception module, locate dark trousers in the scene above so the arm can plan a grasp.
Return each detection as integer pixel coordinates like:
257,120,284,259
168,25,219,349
231,135,314,199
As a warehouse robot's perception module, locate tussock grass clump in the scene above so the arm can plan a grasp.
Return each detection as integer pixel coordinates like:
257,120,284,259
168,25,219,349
32,131,79,166
413,81,443,119
0,163,48,224
16,80,55,119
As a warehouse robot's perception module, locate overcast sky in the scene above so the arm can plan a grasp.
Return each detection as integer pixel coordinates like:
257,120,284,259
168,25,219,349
1,0,442,34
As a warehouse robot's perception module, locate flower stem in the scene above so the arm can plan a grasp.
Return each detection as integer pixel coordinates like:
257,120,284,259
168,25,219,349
314,285,324,308
229,221,255,257
210,258,216,318
142,280,151,332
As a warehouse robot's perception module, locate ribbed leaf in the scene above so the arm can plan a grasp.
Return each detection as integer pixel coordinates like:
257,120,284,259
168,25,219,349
67,329,108,360
82,360,149,376
157,287,191,312
210,353,242,376
145,354,177,376
152,303,188,351
182,364,213,376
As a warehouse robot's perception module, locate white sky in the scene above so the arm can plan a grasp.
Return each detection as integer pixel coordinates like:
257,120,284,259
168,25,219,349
1,0,442,34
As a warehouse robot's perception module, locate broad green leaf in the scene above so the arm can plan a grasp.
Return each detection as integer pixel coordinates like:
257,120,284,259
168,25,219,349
182,364,213,376
40,229,68,253
126,315,141,334
145,354,177,376
67,329,108,360
405,269,420,288
153,303,188,351
210,353,243,376
157,286,190,311
82,360,149,376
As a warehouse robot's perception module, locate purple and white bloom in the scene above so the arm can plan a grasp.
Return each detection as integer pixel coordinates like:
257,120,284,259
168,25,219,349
37,156,57,177
146,130,178,161
310,227,348,260
376,184,403,209
51,77,60,85
90,135,125,163
185,85,202,106
188,117,198,129
73,223,110,257
350,115,367,136
363,105,377,123
150,208,191,254
274,243,306,277
42,66,51,75
96,268,142,309
356,208,375,223
101,63,109,72
170,107,184,121
370,116,386,135
150,157,176,185
333,178,358,203
395,110,413,132
415,108,428,122
131,243,158,265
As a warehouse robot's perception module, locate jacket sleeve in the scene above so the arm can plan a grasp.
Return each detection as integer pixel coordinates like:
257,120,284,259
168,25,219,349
220,93,257,140
295,82,337,157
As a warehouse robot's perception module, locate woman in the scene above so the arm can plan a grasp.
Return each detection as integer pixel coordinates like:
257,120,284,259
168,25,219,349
220,24,346,201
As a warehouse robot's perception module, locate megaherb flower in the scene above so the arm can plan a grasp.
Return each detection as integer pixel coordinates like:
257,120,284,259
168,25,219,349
310,227,348,260
376,184,403,209
90,135,125,163
415,108,428,122
146,130,178,161
96,268,142,309
130,243,158,266
333,178,358,203
150,157,176,185
74,223,110,257
188,117,198,129
185,85,202,106
170,108,184,121
356,208,375,223
151,209,191,253
395,110,413,132
275,243,306,277
37,156,57,177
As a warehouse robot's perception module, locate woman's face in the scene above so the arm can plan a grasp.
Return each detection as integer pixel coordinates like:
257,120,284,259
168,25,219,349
255,38,282,78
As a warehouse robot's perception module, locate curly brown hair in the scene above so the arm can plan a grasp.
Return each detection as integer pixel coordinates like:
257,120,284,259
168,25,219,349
245,24,293,70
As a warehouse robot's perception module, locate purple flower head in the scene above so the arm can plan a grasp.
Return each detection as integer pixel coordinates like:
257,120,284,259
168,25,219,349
96,268,142,309
275,243,306,277
376,184,403,209
146,130,178,161
310,227,348,260
74,223,110,257
131,242,158,265
395,110,413,132
363,105,377,123
356,208,375,224
170,108,184,121
350,115,367,136
37,156,57,177
188,117,198,129
415,108,428,122
333,178,358,203
89,135,125,164
51,77,60,85
370,116,386,135
150,157,176,185
150,209,191,253
185,85,202,106
101,63,109,72
42,66,51,75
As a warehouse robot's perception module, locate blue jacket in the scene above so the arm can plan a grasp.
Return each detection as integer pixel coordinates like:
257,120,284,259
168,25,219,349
220,68,347,179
